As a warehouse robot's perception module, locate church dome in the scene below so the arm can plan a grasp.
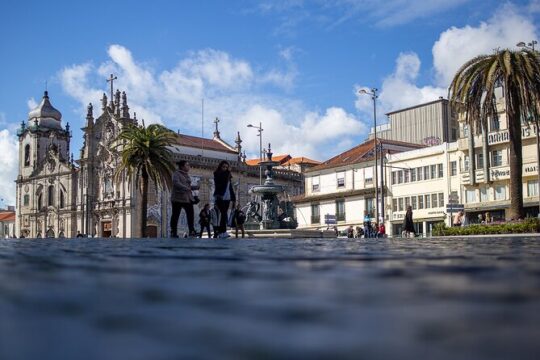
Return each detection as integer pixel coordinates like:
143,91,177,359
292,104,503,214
28,91,62,121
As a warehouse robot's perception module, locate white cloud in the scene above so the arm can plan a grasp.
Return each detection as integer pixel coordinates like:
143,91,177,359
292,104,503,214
433,3,538,86
0,129,18,206
27,98,37,110
59,44,365,161
355,52,446,116
355,2,538,118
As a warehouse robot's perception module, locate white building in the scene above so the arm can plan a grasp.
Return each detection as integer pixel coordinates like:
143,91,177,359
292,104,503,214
293,139,422,230
387,143,460,236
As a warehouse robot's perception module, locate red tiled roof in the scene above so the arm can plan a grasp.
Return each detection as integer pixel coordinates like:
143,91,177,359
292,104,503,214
173,133,237,154
306,138,424,173
246,154,291,166
0,212,15,222
282,157,321,166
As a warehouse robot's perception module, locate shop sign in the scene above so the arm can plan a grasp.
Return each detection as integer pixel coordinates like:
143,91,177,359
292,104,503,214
490,168,510,180
488,126,538,145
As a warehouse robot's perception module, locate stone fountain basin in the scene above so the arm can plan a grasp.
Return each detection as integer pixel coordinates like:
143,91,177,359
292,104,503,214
249,185,284,194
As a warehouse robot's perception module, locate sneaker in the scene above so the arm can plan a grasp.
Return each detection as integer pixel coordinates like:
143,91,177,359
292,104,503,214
218,232,231,239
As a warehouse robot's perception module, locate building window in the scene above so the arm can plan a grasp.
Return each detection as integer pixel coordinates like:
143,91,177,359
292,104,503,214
60,191,65,209
417,167,423,181
452,128,457,140
418,195,424,209
365,167,373,184
424,166,430,180
312,176,320,192
392,172,397,185
438,193,444,207
405,197,411,208
430,165,436,179
490,115,500,131
528,180,539,197
466,189,476,203
463,124,469,137
411,196,417,210
451,161,457,176
477,154,484,168
480,187,488,202
491,150,503,167
398,198,404,212
398,170,403,184
392,199,397,211
495,185,506,200
366,198,375,217
431,193,438,208
424,194,431,208
336,199,346,221
37,193,43,210
24,144,31,167
48,186,54,207
404,169,410,183
310,204,320,224
23,194,29,206
411,168,417,182
437,164,443,178
336,171,345,188
464,156,470,171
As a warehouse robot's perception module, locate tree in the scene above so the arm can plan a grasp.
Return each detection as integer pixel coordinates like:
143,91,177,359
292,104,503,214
449,49,540,220
113,123,176,237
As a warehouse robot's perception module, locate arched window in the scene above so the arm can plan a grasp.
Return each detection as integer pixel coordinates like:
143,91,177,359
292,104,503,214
37,194,43,210
24,144,30,167
60,191,65,208
48,185,54,207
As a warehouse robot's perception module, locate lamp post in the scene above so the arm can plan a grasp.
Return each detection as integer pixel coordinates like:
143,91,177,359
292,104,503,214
247,122,264,185
359,88,379,222
517,40,540,216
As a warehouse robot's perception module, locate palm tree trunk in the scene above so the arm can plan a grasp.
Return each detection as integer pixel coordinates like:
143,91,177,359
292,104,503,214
507,95,524,220
141,168,149,237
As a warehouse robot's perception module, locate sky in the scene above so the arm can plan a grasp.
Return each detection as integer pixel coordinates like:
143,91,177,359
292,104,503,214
0,0,539,206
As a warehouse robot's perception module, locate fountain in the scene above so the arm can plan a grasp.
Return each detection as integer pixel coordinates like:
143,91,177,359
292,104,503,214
247,144,292,230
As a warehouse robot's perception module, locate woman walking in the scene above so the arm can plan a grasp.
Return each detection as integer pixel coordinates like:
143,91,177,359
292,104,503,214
170,160,198,238
213,160,236,238
402,205,415,238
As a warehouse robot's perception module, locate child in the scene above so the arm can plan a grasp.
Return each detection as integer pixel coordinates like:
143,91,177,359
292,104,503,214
199,204,212,238
232,204,246,238
209,204,221,238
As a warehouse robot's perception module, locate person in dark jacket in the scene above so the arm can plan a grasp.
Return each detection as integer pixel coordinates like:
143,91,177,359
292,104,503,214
213,160,236,237
170,161,199,238
199,203,212,238
402,205,415,238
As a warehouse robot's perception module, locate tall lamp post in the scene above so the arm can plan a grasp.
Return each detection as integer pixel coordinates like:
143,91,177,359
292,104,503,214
517,40,540,216
359,88,379,222
247,122,264,185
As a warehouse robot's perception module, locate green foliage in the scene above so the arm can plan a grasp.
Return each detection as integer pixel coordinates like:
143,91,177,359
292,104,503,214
432,218,540,236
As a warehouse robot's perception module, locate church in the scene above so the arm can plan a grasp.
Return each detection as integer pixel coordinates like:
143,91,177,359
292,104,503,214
15,82,304,238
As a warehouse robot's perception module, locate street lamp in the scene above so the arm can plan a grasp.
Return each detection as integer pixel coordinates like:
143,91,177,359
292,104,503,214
247,122,264,185
359,88,380,222
517,40,540,216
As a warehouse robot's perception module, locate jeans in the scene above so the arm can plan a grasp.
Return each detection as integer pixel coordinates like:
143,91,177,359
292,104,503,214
215,200,231,234
170,202,195,236
199,223,212,238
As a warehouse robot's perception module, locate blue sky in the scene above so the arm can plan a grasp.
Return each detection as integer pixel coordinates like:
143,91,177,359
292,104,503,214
0,0,539,206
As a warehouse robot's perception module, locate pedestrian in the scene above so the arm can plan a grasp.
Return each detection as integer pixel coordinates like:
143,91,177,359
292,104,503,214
453,210,463,227
76,231,83,238
232,204,246,238
363,210,372,237
347,225,354,238
213,160,236,238
402,205,415,238
170,160,199,238
355,226,363,238
485,211,491,223
199,203,212,238
209,204,220,238
378,223,386,238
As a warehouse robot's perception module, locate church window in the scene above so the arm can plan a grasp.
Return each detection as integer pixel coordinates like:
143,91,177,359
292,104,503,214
38,194,43,210
48,186,54,207
60,191,65,208
23,195,29,206
24,144,30,166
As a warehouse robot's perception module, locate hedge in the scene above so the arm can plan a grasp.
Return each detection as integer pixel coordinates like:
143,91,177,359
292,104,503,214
432,218,540,236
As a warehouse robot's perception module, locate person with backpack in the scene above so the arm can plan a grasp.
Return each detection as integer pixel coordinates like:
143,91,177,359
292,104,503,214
213,160,236,238
199,204,212,238
232,204,246,238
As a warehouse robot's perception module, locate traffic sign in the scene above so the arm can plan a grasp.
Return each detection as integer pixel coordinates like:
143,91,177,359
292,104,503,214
324,214,337,225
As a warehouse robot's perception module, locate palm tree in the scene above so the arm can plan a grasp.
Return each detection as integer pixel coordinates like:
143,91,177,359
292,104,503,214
449,49,540,220
113,123,176,237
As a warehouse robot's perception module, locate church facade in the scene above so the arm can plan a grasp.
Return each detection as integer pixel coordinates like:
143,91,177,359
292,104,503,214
15,87,303,238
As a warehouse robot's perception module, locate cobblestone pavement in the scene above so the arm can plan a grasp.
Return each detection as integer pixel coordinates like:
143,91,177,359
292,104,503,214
0,237,539,360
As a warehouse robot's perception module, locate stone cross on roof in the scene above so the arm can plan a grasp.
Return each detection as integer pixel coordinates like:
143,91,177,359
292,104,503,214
213,117,221,138
106,74,117,108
